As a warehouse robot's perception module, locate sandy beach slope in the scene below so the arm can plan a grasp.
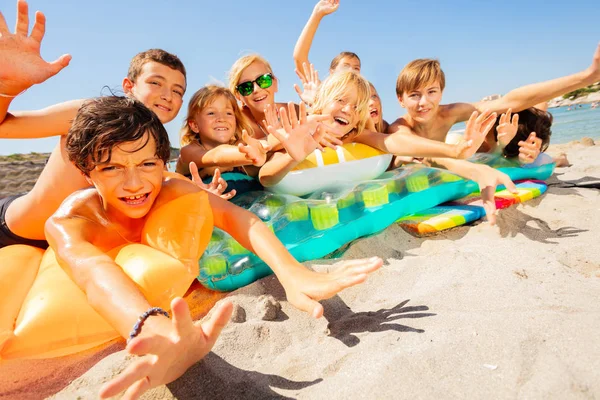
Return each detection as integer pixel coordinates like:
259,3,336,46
1,140,599,399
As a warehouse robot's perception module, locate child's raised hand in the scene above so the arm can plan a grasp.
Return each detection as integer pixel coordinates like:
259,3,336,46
279,257,383,318
238,129,270,167
455,110,497,159
313,0,340,17
496,108,519,149
266,102,332,162
586,42,600,81
263,103,282,130
99,298,233,400
517,132,542,164
470,164,517,225
189,162,236,200
0,1,71,96
294,62,321,106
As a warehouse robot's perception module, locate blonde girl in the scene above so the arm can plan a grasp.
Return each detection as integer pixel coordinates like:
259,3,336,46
176,85,267,181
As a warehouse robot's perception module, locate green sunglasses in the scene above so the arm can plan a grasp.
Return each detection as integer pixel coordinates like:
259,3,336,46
236,73,274,97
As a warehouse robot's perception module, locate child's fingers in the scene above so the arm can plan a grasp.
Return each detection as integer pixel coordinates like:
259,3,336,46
500,173,518,194
220,189,236,200
171,297,194,335
481,112,498,135
299,102,307,124
511,112,519,126
279,107,292,132
0,10,9,34
480,186,497,225
291,292,324,319
288,102,299,128
294,68,306,84
15,0,29,36
197,300,233,343
302,62,311,82
99,358,153,399
293,84,303,98
30,10,45,43
122,377,152,400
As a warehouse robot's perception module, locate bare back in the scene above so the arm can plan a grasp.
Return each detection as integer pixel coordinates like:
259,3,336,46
6,135,91,240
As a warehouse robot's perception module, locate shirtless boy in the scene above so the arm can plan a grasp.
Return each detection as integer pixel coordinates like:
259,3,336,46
47,95,382,399
388,45,600,155
0,1,225,249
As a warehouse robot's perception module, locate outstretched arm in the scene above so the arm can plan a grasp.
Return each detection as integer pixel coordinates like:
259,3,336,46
426,157,517,225
472,43,600,115
0,0,71,124
207,192,382,318
293,0,339,72
46,197,232,400
358,110,497,159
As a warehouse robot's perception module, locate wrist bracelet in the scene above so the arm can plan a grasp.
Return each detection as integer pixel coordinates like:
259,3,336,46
127,307,170,343
0,88,28,98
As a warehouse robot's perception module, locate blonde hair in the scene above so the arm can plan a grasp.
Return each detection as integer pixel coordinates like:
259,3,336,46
180,85,253,146
396,58,446,98
228,54,275,96
369,82,385,133
312,71,371,139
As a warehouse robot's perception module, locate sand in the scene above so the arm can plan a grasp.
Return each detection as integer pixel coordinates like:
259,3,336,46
1,141,599,399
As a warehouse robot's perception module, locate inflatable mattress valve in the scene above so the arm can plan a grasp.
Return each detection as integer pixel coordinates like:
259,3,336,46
309,203,339,230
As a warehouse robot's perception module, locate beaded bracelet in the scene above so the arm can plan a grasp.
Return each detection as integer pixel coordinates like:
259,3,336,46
127,307,170,343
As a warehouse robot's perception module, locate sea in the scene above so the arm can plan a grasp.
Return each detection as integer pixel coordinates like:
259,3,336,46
448,104,600,144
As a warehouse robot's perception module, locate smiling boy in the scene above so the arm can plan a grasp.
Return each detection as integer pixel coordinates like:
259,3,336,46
0,1,192,249
46,95,382,399
388,45,600,151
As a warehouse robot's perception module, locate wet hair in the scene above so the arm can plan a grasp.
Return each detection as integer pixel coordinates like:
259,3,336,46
330,52,361,71
396,58,446,98
228,54,275,96
180,85,254,146
67,96,170,175
127,49,187,85
312,71,371,139
498,107,553,158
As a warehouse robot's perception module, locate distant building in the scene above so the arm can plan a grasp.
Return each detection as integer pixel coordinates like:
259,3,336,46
481,94,502,102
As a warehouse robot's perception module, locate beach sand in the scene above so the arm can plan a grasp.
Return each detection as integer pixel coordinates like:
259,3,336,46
1,140,599,399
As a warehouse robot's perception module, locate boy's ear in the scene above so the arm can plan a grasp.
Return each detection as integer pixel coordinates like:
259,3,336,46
188,120,199,133
397,95,406,109
122,77,135,94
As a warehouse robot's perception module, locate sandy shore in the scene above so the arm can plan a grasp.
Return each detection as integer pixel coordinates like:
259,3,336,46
1,140,599,399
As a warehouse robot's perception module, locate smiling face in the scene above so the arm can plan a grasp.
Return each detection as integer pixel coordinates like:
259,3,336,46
123,61,186,124
189,94,237,148
330,55,361,74
399,81,443,123
235,61,278,114
88,134,164,220
322,87,361,137
368,85,383,125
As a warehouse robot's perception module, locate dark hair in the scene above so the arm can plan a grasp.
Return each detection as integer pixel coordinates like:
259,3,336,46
329,51,361,71
66,96,171,175
127,49,187,83
498,107,553,158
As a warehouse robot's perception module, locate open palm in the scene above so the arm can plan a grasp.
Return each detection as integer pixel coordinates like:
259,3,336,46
0,1,71,95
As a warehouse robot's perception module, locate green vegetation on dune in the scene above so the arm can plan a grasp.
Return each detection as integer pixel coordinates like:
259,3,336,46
563,82,600,100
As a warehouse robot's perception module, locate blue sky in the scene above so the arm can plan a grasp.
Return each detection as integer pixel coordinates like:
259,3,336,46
1,0,598,155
